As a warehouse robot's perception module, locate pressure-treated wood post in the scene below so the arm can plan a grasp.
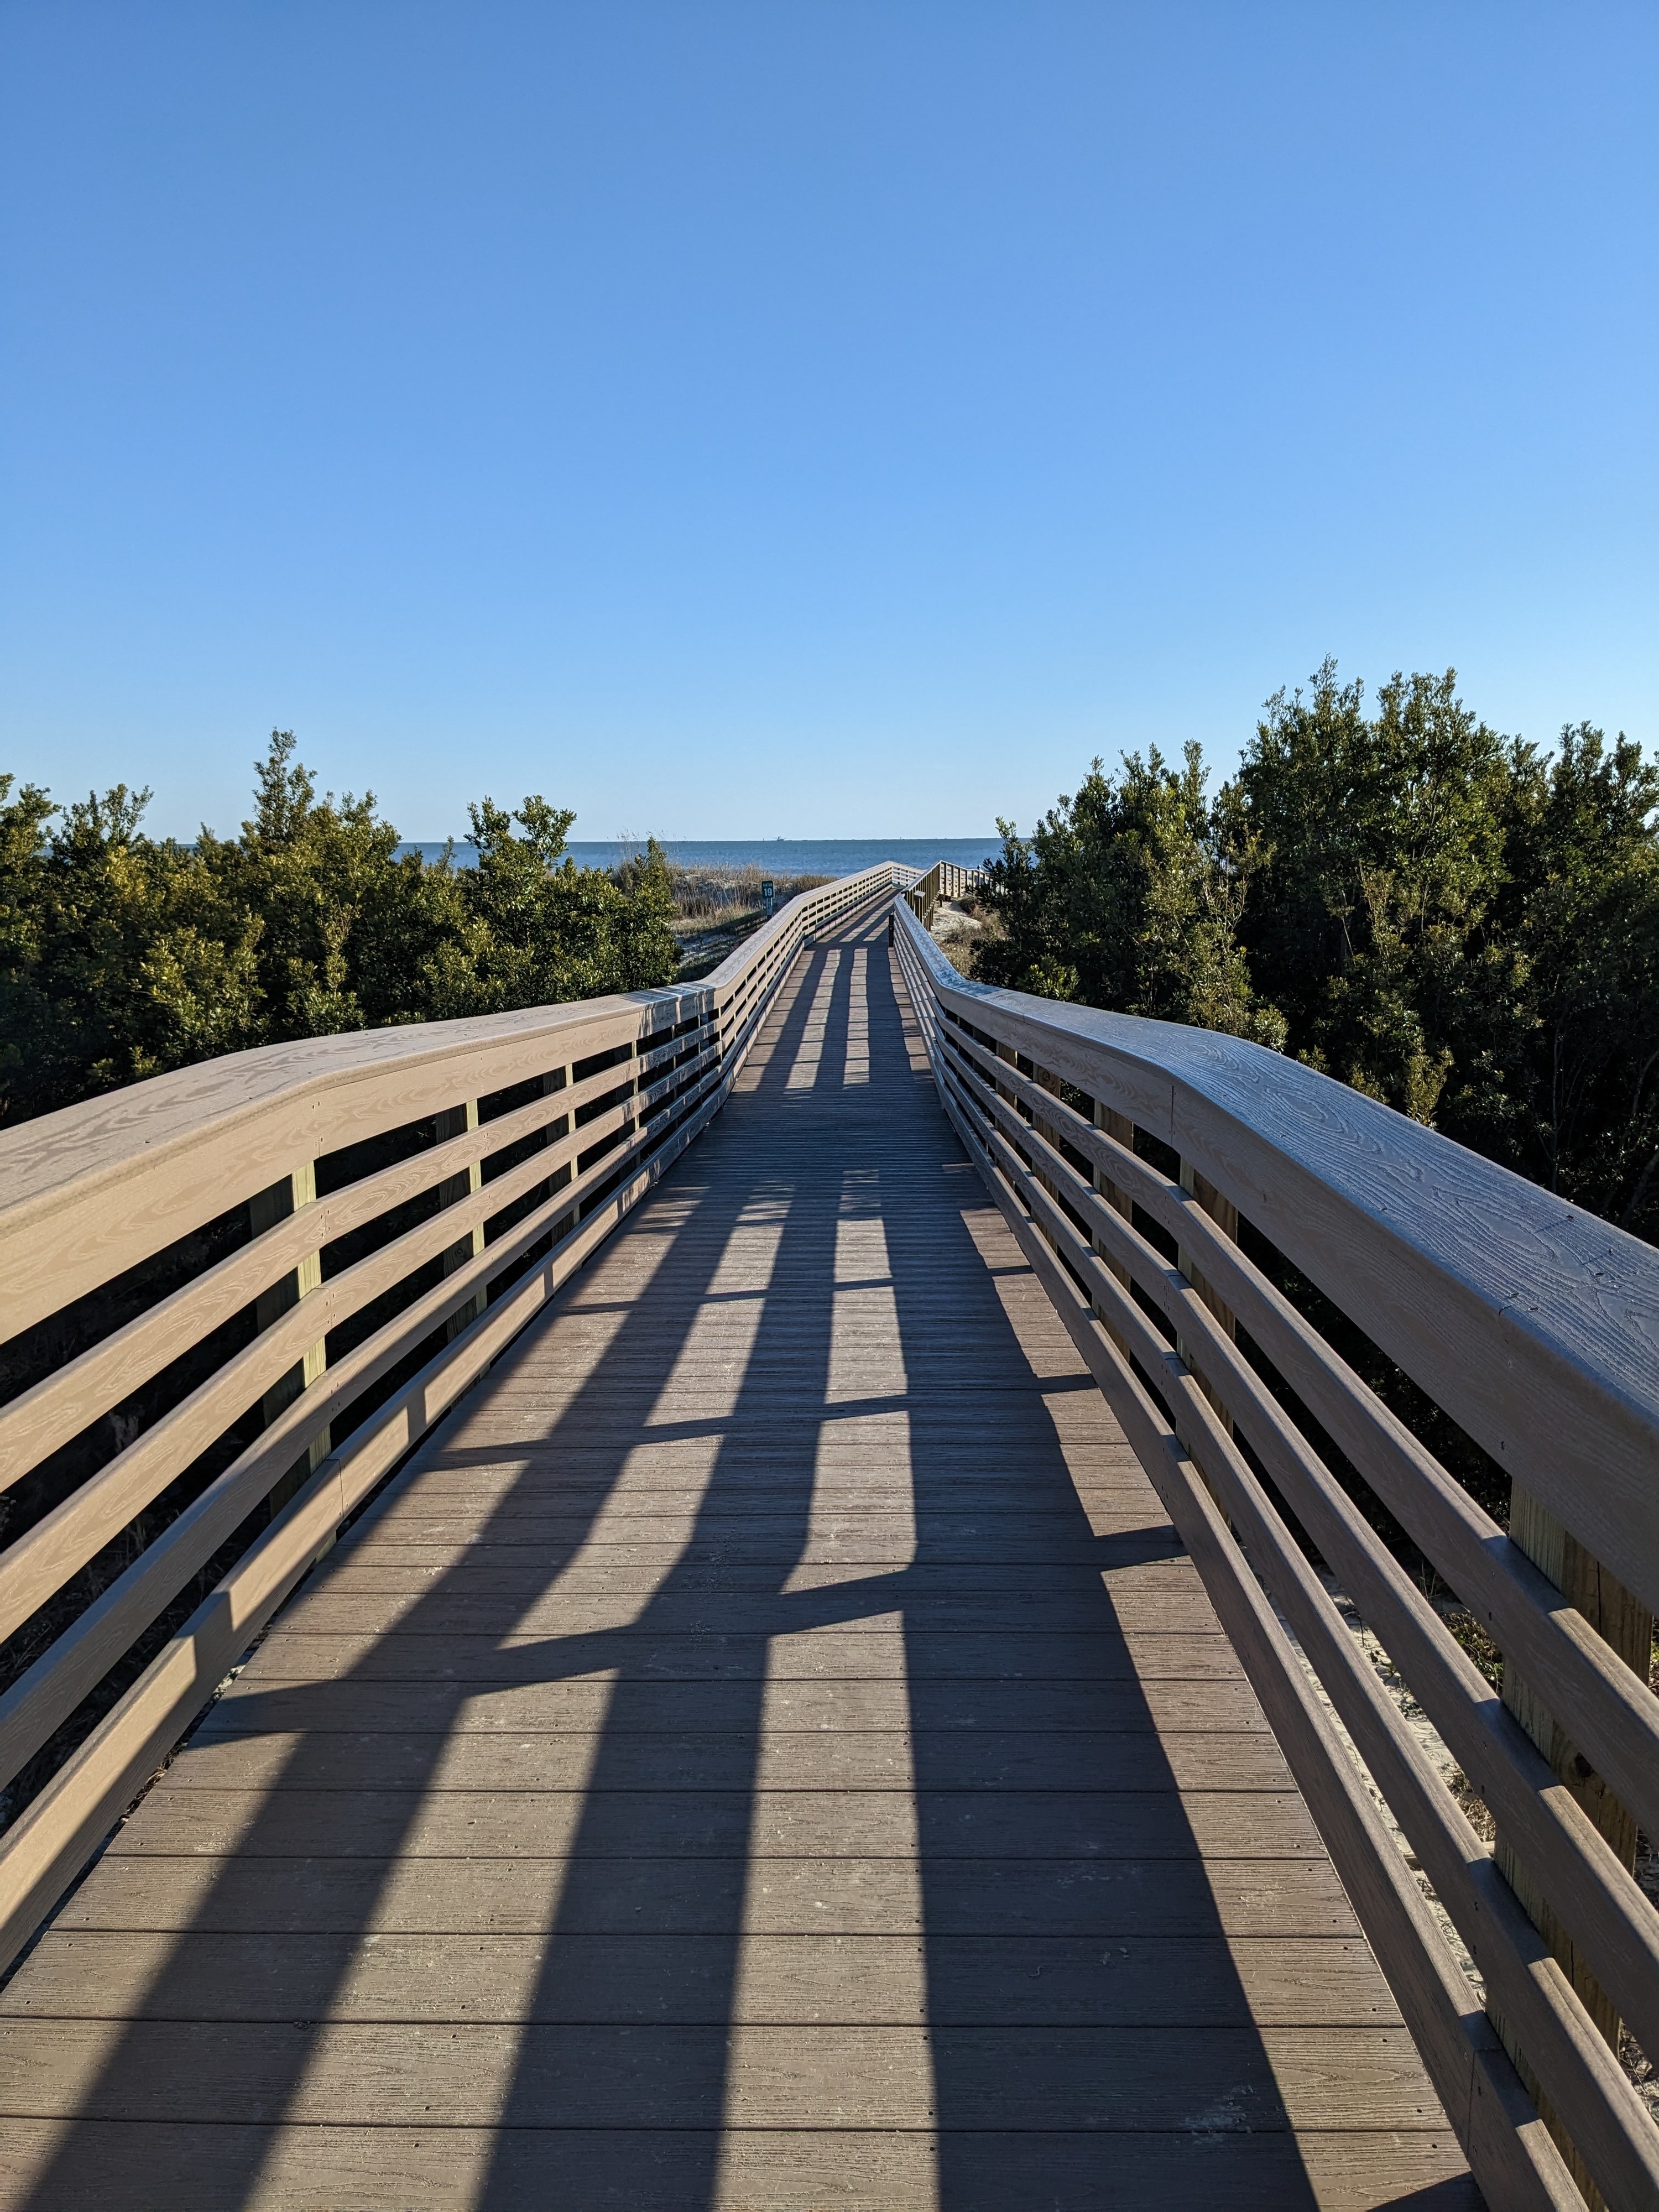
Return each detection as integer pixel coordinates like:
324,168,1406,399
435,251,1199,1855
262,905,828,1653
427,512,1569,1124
1176,1159,1238,1433
249,1163,329,1520
1030,1062,1065,1158
1090,1098,1134,1350
1494,1489,1654,2207
1029,1061,1065,1217
993,1035,1018,1104
435,1101,486,1342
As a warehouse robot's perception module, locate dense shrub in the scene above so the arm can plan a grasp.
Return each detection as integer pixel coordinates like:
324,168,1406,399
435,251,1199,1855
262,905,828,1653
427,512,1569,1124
975,662,1659,1245
0,733,679,1126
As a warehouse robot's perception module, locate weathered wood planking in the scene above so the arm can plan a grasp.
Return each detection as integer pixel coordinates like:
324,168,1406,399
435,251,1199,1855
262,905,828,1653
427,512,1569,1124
0,869,895,1976
0,908,1477,2210
895,899,1656,2209
898,909,1659,1614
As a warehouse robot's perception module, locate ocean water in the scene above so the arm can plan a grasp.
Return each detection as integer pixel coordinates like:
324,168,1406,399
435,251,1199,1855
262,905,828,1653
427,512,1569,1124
393,837,1000,875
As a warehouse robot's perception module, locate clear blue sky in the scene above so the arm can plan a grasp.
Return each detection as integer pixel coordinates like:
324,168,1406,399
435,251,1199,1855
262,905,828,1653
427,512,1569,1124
2,3,1653,843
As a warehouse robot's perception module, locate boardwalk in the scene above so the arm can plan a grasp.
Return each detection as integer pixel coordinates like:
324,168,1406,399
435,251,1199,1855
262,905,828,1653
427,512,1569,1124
1,911,1478,2209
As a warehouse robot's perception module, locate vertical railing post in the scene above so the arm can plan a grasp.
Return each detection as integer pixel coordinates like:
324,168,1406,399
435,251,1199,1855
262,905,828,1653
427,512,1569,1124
1494,1490,1653,2206
249,1162,329,1519
993,1034,1018,1107
1091,1098,1134,1350
1029,1060,1071,1238
910,862,943,927
435,1101,486,1341
1176,1160,1238,1432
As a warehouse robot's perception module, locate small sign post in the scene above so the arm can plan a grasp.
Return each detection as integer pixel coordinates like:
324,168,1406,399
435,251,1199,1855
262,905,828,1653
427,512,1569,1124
761,879,775,919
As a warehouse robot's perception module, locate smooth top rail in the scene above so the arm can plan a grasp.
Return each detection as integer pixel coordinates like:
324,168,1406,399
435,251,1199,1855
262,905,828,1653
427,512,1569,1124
899,931,1659,1613
904,858,983,927
892,895,1659,2212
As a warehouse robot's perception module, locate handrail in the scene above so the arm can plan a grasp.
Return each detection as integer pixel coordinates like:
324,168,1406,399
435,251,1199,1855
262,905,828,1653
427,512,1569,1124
0,863,900,1975
892,895,1659,2212
904,858,982,927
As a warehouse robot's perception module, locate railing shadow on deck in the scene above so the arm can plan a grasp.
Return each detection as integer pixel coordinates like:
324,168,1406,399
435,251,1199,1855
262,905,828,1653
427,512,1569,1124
12,910,1319,2211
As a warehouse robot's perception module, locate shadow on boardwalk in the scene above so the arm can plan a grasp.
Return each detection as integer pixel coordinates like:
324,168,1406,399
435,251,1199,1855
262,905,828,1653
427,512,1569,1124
6,908,1472,2209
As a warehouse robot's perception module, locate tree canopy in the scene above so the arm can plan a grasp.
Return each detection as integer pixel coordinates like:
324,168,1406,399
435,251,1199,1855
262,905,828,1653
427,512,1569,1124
0,732,679,1126
974,663,1659,1245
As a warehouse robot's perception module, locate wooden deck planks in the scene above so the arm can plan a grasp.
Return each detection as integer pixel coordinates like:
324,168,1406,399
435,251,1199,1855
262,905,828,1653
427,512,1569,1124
0,912,1480,2210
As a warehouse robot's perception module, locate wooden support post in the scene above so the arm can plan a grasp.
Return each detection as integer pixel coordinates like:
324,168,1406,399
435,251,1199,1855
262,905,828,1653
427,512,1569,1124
910,862,944,928
1176,1160,1238,1433
993,1035,1018,1104
1029,1061,1066,1237
1091,1098,1134,1350
435,1101,487,1342
249,1164,329,1521
1494,1488,1654,2208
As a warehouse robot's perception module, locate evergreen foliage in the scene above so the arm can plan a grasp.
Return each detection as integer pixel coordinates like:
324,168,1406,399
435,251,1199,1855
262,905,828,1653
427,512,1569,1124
975,662,1659,1245
0,732,678,1125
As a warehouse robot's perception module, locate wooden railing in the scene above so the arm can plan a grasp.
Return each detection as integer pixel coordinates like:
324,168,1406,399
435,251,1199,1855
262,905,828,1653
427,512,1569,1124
893,896,1659,2212
904,858,983,927
0,864,899,1977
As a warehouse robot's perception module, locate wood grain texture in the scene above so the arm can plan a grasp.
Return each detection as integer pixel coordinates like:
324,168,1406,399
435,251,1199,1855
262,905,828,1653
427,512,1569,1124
0,866,889,1340
897,900,1659,1615
941,1037,1650,2208
0,2119,1483,2212
0,905,1469,2212
898,909,1659,2211
946,1040,1659,2078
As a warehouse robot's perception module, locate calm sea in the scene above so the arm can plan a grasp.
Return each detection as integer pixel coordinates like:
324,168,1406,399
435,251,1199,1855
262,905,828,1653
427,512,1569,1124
392,837,1000,875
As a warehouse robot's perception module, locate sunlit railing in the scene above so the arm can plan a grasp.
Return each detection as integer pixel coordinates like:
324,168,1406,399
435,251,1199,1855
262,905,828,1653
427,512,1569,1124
903,859,983,926
0,864,901,1976
893,893,1659,2212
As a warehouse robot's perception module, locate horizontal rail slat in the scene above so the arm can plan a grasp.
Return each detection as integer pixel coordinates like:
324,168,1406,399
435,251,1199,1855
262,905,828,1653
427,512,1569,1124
941,1061,1659,2210
0,1029,711,1491
895,896,1659,2212
938,1021,1659,1854
953,1052,1659,2077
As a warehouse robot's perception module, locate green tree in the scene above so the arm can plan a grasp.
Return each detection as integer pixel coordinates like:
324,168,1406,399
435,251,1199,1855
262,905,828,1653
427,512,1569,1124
0,733,683,1126
975,744,1286,1046
1493,723,1659,1234
415,801,676,1018
0,780,263,1118
204,731,469,1038
973,662,1658,1249
1234,661,1522,1124
0,774,61,1121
